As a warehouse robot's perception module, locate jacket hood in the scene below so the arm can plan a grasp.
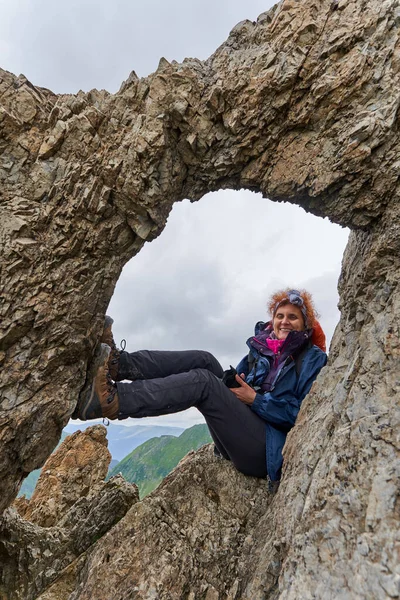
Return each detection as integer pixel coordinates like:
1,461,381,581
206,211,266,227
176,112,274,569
253,321,313,349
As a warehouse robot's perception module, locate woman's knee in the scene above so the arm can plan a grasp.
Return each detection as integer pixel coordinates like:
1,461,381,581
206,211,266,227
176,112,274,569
198,351,223,378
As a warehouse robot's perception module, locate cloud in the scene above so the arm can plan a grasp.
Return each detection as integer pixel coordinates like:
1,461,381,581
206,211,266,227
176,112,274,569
108,191,349,372
0,0,277,93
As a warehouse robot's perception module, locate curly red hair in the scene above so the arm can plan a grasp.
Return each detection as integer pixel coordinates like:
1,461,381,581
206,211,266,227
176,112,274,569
267,288,319,329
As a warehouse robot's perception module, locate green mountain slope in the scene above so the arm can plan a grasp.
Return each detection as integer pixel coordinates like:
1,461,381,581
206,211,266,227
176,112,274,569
108,424,212,498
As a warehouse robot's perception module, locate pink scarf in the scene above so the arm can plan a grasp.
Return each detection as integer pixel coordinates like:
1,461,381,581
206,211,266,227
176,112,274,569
266,338,285,354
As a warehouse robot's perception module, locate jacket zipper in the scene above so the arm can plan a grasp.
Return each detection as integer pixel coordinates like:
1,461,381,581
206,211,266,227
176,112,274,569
269,357,295,392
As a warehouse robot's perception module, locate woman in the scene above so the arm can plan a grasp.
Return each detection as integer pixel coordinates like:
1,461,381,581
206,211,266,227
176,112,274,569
73,289,327,484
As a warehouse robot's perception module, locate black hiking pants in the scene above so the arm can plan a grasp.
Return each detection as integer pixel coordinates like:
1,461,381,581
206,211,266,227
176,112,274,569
116,350,267,478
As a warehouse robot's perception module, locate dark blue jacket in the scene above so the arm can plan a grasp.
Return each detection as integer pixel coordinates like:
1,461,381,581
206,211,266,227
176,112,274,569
236,322,327,481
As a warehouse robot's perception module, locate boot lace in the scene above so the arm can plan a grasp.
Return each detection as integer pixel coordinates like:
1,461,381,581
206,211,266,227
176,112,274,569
110,339,126,367
106,371,116,404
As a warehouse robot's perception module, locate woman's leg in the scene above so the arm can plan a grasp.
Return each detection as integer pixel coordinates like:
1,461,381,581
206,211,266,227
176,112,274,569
207,422,231,460
118,349,224,381
117,368,266,478
102,316,223,381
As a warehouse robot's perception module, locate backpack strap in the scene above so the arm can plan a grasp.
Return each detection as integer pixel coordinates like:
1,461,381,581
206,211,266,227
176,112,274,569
293,340,313,376
248,351,256,371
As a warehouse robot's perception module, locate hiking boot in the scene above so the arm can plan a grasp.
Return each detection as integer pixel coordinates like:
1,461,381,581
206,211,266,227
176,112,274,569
72,343,119,421
101,315,122,381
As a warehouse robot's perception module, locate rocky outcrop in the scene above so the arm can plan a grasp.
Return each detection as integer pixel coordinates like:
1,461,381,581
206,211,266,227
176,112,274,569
33,445,273,600
1,0,400,598
3,434,273,600
21,425,111,527
0,426,138,600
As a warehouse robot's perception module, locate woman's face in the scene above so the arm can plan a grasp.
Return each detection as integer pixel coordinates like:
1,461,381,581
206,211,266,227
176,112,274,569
273,303,305,340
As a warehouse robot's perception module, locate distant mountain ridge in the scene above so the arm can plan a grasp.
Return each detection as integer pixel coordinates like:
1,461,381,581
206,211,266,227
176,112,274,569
108,423,212,497
19,423,186,498
64,421,185,460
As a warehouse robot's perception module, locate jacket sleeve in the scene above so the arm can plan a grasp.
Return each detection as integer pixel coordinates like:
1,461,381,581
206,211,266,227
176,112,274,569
236,354,250,378
250,350,327,431
251,391,303,430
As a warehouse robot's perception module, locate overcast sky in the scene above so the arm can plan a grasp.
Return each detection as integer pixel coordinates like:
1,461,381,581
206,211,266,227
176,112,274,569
1,0,349,428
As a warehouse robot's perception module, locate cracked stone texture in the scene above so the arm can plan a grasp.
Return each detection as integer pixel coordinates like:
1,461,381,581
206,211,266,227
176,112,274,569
36,445,273,600
0,0,399,598
0,427,139,600
19,425,112,527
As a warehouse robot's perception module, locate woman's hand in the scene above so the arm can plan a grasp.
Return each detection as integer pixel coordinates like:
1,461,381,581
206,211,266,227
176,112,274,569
230,374,257,405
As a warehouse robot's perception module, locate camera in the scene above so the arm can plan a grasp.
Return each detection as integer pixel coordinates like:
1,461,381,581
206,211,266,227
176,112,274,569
222,365,241,388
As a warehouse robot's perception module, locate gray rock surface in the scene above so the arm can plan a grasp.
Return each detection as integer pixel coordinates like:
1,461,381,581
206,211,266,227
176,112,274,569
37,445,273,600
1,0,399,598
21,425,111,527
1,427,138,600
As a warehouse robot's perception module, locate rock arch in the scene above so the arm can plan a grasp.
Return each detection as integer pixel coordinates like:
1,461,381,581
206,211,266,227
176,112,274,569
0,0,399,596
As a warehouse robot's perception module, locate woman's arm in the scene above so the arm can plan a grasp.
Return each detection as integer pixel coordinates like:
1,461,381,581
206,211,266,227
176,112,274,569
230,375,257,404
235,354,251,378
234,349,327,430
250,391,304,430
251,350,327,430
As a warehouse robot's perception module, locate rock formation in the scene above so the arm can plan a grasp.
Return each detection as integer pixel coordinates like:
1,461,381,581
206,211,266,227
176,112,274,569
20,424,112,526
0,0,399,598
1,426,138,600
3,433,273,600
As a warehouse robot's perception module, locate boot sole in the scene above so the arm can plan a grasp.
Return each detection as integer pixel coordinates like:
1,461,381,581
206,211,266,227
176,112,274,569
72,343,111,420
